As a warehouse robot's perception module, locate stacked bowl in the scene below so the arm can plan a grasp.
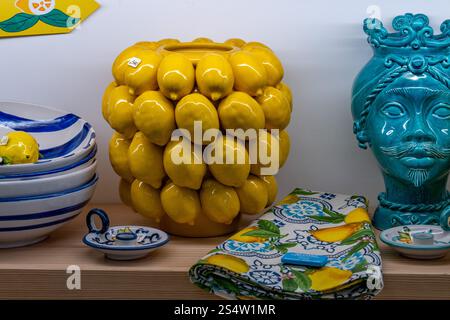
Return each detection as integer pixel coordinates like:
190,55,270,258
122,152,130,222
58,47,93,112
0,101,98,248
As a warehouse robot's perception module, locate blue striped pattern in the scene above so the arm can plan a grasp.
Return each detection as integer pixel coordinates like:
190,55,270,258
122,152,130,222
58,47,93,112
0,112,79,132
0,214,79,232
0,104,96,174
0,175,98,202
0,145,96,179
39,123,92,158
0,200,89,221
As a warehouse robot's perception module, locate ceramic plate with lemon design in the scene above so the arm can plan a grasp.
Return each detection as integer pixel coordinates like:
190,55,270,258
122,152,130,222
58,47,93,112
190,188,383,300
0,101,95,176
0,0,99,37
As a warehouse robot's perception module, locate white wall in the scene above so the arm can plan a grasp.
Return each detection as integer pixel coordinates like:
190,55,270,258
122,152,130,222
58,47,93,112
1,0,449,205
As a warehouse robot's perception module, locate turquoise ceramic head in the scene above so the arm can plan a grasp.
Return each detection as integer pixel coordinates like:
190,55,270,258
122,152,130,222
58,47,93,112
352,13,450,230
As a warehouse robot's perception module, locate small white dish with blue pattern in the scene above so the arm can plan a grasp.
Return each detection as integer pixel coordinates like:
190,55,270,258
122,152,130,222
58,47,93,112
83,208,169,261
380,225,450,260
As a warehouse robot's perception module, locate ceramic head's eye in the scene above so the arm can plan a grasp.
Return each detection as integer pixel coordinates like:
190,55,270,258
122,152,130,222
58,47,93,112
432,103,450,120
380,102,406,118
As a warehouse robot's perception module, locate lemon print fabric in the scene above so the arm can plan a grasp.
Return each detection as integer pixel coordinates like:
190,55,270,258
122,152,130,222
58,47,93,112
103,38,294,234
190,189,383,300
0,131,39,165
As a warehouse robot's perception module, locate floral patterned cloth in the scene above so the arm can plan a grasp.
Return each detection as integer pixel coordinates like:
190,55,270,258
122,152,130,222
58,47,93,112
189,188,384,300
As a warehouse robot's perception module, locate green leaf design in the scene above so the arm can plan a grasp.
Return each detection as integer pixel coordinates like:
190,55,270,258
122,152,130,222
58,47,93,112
343,241,370,261
291,269,312,291
282,278,298,292
351,260,368,273
242,229,280,239
273,242,297,254
323,207,345,218
207,248,222,254
340,229,374,245
40,9,80,28
0,13,39,33
308,215,345,223
257,220,280,234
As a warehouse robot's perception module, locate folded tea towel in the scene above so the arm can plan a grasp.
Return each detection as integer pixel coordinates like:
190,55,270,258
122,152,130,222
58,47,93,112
189,188,383,300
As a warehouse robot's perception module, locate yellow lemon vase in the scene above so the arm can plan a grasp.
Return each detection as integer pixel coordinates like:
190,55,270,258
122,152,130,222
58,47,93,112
103,38,294,237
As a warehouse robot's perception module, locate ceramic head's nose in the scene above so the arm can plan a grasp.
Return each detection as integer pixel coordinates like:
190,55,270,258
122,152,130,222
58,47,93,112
404,127,436,143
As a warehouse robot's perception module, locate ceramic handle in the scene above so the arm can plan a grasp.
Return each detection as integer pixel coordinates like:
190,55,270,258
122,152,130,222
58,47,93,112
86,208,110,234
440,206,450,231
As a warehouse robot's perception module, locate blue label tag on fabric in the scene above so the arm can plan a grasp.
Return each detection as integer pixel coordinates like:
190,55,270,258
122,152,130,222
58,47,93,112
281,252,328,267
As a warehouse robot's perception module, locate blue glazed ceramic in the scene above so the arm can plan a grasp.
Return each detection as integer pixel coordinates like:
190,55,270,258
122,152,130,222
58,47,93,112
83,208,169,261
352,14,450,230
0,101,96,175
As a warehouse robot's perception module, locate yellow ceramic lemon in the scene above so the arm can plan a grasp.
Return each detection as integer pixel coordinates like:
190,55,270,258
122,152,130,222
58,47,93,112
108,132,134,183
112,45,160,94
0,131,39,165
235,175,268,215
107,85,137,139
130,179,165,223
257,86,291,130
200,179,240,224
344,208,371,224
192,37,214,43
119,178,133,207
243,46,284,86
205,254,249,274
123,50,162,96
157,53,195,101
196,53,234,101
133,91,176,146
229,226,266,243
250,131,280,176
128,132,165,189
261,175,278,206
276,82,293,111
310,223,362,243
242,41,272,51
160,182,201,225
229,51,267,96
175,93,219,144
309,267,353,292
224,38,246,48
279,130,291,168
218,92,265,131
157,38,180,46
101,81,117,121
206,135,250,187
163,140,207,190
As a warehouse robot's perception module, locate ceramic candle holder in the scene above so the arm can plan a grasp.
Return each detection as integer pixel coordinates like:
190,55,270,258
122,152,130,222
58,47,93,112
351,13,450,230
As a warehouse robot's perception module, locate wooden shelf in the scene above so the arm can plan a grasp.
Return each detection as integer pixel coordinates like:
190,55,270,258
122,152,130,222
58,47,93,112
0,204,449,300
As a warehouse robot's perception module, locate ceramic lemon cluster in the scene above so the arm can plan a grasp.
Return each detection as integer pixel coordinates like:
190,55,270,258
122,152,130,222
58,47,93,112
103,38,293,237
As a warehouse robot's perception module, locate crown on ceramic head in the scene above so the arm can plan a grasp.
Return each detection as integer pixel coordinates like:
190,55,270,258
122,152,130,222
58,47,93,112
364,13,450,51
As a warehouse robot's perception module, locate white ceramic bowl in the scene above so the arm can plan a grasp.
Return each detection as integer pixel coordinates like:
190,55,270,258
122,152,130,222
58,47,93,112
0,175,98,248
0,145,96,180
0,101,96,175
0,160,97,198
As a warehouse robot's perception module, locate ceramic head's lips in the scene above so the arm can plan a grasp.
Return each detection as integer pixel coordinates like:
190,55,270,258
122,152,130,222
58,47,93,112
380,144,450,167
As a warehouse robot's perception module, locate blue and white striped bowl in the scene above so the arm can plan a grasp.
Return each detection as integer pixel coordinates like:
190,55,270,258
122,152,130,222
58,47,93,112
0,101,96,175
0,175,98,248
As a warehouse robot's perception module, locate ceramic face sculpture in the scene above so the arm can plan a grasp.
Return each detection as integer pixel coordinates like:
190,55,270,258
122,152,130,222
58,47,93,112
352,13,450,230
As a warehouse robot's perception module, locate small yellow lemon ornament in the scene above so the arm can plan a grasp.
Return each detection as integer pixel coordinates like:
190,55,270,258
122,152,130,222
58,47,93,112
0,131,39,165
104,38,294,237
